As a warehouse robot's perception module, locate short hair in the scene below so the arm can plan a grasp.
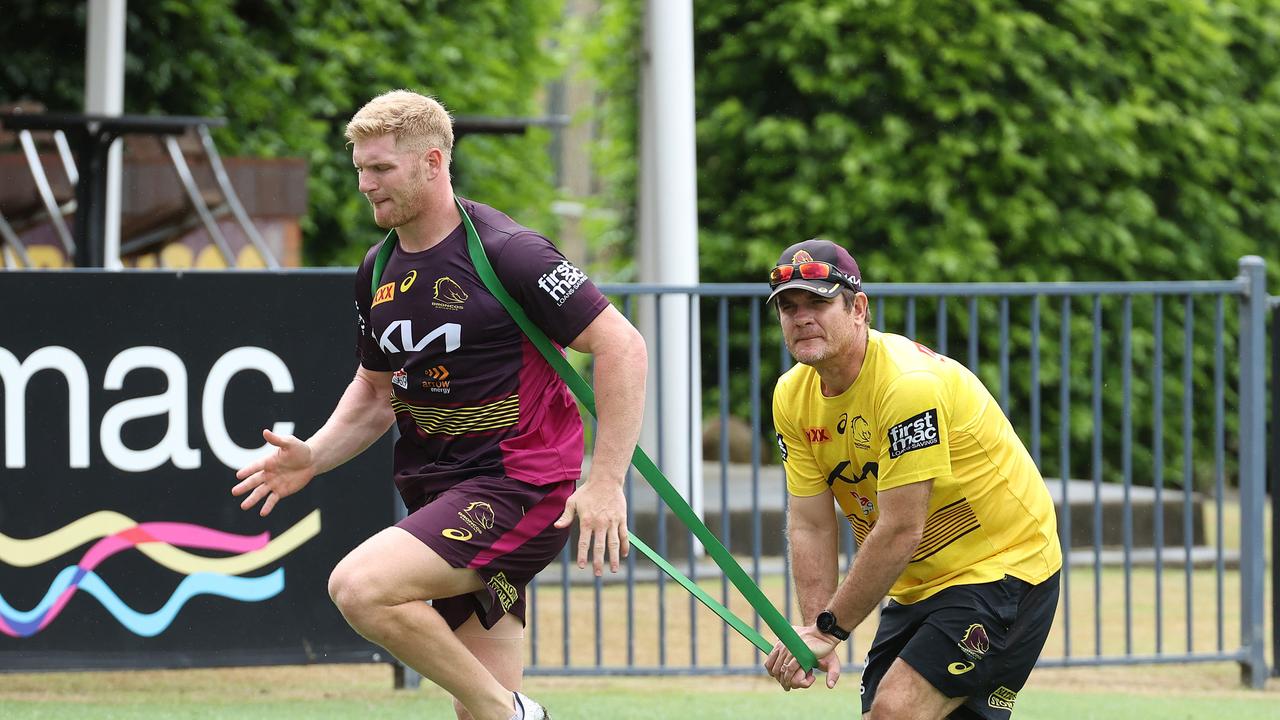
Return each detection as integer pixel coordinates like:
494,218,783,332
345,90,454,164
841,288,858,311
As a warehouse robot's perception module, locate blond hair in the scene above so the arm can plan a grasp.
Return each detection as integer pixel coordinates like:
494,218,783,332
345,90,454,164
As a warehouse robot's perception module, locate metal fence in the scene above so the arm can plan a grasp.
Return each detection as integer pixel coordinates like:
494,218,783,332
513,257,1269,687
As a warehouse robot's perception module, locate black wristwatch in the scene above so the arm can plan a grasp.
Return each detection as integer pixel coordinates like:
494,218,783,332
816,610,850,641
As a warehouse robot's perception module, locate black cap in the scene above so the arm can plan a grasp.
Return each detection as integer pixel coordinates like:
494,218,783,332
766,239,862,304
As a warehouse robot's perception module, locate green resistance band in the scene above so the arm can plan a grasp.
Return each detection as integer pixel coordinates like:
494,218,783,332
448,197,818,671
368,202,819,671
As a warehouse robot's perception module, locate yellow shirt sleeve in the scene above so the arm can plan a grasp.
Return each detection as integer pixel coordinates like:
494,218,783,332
773,383,827,497
876,371,952,491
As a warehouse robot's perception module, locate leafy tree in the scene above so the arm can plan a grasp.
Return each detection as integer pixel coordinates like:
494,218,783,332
1,0,565,265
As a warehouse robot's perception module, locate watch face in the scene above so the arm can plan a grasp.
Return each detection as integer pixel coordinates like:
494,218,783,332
818,610,846,639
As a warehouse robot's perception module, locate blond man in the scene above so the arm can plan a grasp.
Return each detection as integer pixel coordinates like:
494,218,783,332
233,90,647,720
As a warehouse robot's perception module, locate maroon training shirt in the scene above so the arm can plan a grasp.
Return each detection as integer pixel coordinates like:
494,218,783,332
354,197,609,511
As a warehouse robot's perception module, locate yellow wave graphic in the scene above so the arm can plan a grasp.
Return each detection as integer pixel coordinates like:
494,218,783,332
0,510,321,575
1,511,138,567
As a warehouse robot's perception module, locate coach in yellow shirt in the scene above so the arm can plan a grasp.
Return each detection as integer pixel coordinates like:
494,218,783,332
763,239,1062,720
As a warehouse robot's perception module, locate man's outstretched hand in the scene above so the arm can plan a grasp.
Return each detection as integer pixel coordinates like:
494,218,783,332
231,429,316,517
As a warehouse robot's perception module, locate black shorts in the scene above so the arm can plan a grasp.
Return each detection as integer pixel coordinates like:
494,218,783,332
861,572,1060,719
397,474,574,631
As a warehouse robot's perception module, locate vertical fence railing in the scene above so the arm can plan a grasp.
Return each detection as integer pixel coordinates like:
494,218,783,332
517,266,1266,684
1270,292,1279,679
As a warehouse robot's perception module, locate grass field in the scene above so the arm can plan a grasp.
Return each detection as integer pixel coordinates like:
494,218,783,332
1,662,1277,719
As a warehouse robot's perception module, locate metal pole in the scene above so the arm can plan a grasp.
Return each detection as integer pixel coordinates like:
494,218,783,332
638,0,702,520
1269,294,1279,678
1237,256,1267,688
85,0,127,269
75,130,110,267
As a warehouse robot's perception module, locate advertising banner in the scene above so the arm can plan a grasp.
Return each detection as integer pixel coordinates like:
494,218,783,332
0,271,393,670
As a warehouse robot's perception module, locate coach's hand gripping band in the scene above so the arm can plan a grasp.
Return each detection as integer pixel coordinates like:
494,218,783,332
409,196,817,672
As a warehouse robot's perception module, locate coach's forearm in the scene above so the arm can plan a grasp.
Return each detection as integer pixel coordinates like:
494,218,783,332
826,523,920,631
305,371,396,475
788,508,839,624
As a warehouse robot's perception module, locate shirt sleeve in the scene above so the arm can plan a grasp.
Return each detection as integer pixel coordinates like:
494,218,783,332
774,384,828,497
353,251,392,372
875,371,951,491
489,231,610,347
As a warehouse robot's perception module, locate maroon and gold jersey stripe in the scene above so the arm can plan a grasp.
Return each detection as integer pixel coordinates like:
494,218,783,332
390,394,520,436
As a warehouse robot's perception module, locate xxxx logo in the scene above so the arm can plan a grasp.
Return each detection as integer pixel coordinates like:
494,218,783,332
372,281,395,307
804,427,832,443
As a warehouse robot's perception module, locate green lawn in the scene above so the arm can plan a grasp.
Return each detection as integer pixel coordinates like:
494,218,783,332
1,665,1277,719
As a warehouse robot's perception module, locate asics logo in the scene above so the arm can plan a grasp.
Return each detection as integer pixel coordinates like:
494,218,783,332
948,661,975,675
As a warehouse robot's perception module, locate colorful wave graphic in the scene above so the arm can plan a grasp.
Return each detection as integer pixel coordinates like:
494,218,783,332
0,510,320,637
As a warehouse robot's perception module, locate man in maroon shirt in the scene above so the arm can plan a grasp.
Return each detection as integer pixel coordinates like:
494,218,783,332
232,90,647,720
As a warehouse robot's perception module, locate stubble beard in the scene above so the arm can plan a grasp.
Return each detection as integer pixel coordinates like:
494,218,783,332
376,208,406,229
372,168,427,229
788,337,833,367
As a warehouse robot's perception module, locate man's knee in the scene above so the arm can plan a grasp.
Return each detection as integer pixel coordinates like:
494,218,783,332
868,690,913,720
328,555,388,626
869,659,963,720
869,692,954,720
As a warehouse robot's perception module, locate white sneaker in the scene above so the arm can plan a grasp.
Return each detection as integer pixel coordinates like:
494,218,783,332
513,691,549,720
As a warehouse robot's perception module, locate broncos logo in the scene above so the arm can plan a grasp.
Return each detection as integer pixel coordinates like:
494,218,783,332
459,501,495,533
433,276,469,305
851,416,872,449
957,623,990,660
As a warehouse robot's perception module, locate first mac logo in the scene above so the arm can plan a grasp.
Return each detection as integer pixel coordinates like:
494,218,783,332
888,409,940,459
0,344,295,472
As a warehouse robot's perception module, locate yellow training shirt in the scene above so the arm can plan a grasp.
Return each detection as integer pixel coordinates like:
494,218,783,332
773,329,1062,604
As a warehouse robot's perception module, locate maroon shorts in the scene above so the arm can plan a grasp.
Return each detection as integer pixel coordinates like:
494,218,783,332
397,474,573,631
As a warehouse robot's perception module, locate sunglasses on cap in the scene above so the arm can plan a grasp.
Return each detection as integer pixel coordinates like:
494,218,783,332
769,261,860,290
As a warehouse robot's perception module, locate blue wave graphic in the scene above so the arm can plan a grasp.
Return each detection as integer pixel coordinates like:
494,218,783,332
0,566,83,624
0,568,284,637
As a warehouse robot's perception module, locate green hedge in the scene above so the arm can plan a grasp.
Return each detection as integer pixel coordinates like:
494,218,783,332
687,0,1280,488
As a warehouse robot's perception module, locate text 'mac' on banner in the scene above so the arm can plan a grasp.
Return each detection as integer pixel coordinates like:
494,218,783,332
0,271,393,671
